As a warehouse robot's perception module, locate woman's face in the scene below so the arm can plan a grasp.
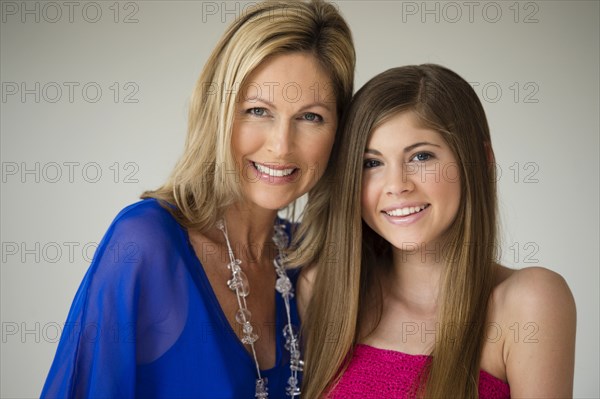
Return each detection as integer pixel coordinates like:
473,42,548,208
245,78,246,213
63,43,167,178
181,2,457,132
361,111,461,253
231,52,337,212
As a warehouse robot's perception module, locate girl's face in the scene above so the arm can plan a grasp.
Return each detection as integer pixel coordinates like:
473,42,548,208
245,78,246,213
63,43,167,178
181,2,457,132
361,111,461,254
231,52,337,212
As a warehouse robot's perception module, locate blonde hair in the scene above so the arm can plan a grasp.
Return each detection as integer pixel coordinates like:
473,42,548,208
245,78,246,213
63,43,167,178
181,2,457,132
302,64,498,398
142,0,355,233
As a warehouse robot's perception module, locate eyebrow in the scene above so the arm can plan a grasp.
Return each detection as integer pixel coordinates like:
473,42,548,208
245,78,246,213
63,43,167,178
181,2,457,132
242,97,277,108
299,102,336,114
364,142,441,155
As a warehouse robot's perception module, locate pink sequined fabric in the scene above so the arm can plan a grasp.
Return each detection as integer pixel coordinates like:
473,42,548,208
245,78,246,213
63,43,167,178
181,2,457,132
328,344,510,399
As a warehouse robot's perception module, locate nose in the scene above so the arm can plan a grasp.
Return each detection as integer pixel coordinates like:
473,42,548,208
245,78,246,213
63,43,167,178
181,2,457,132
385,162,416,196
266,120,293,157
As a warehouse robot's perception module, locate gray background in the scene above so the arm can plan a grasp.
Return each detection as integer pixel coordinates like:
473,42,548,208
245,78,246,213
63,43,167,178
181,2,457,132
1,1,598,397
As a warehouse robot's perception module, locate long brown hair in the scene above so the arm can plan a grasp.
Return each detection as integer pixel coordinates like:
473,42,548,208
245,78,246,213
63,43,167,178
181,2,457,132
302,64,498,398
142,0,355,234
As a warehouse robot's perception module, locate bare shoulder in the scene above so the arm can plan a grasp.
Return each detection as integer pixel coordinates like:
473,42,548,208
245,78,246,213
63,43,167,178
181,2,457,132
490,265,577,397
492,265,575,317
297,265,317,322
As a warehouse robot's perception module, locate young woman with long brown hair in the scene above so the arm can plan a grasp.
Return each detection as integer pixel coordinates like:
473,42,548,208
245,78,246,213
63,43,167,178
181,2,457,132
300,64,576,398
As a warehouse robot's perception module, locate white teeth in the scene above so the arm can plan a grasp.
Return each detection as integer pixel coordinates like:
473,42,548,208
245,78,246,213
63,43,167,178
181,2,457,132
254,162,295,177
385,205,428,217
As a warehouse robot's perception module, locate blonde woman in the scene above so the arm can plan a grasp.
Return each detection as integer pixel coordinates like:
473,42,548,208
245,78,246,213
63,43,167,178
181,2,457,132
41,1,355,397
300,65,576,398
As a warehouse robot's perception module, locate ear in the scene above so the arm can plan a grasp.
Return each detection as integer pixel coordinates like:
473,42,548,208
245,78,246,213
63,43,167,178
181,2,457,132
484,141,495,164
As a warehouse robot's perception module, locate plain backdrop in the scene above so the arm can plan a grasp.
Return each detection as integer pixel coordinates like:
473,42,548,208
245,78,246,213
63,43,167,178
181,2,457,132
1,1,598,397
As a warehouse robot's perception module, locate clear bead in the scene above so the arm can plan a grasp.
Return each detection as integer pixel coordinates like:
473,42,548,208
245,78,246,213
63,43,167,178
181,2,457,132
290,350,301,361
255,378,268,398
287,376,297,387
273,227,289,248
228,259,242,272
282,324,298,339
285,335,298,351
242,332,259,344
274,253,288,268
237,271,249,296
243,322,253,334
275,276,292,295
227,271,249,297
226,277,236,291
273,258,285,276
290,358,303,372
235,309,251,324
286,380,301,397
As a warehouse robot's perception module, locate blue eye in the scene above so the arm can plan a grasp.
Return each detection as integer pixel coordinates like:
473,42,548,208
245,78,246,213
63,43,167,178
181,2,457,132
301,112,323,123
363,159,381,169
412,152,433,162
247,107,267,117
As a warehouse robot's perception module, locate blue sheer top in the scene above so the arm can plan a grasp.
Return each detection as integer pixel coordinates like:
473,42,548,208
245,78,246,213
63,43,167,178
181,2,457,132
41,198,300,398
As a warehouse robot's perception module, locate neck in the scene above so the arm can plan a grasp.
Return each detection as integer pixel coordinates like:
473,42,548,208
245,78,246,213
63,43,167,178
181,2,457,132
221,202,279,265
386,244,445,314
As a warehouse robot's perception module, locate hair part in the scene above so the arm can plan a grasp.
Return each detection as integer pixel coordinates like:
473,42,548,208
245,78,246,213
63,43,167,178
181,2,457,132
302,64,498,398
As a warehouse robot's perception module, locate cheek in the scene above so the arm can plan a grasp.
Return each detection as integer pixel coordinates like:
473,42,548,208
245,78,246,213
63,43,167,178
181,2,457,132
437,178,461,218
230,127,244,160
361,175,377,217
231,124,264,159
450,182,462,214
301,128,336,166
316,137,335,163
360,182,382,236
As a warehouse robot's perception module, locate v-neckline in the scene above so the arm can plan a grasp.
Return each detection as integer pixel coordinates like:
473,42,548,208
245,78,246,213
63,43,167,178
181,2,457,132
180,226,283,373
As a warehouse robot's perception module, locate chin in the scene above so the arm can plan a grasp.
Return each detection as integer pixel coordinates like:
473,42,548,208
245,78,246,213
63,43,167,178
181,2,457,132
387,236,426,251
249,194,298,212
243,183,308,210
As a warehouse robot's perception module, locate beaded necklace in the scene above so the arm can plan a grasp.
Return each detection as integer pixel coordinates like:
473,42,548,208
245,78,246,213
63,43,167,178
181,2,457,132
216,219,303,398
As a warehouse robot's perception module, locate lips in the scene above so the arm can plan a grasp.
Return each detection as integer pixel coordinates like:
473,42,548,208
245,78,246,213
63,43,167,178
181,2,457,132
383,204,430,217
247,161,300,184
252,161,296,178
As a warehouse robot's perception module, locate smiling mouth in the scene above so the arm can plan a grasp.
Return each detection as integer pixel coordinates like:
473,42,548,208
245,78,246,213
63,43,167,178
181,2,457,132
252,162,297,178
384,204,430,217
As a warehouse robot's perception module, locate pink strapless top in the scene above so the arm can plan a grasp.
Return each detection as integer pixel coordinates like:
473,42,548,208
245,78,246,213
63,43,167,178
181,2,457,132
327,344,510,399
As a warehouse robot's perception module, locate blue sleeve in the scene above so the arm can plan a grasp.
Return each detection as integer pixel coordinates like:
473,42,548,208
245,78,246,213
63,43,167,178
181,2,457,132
40,200,186,398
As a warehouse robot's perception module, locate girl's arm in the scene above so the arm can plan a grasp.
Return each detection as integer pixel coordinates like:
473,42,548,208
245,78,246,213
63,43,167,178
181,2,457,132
503,267,576,398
